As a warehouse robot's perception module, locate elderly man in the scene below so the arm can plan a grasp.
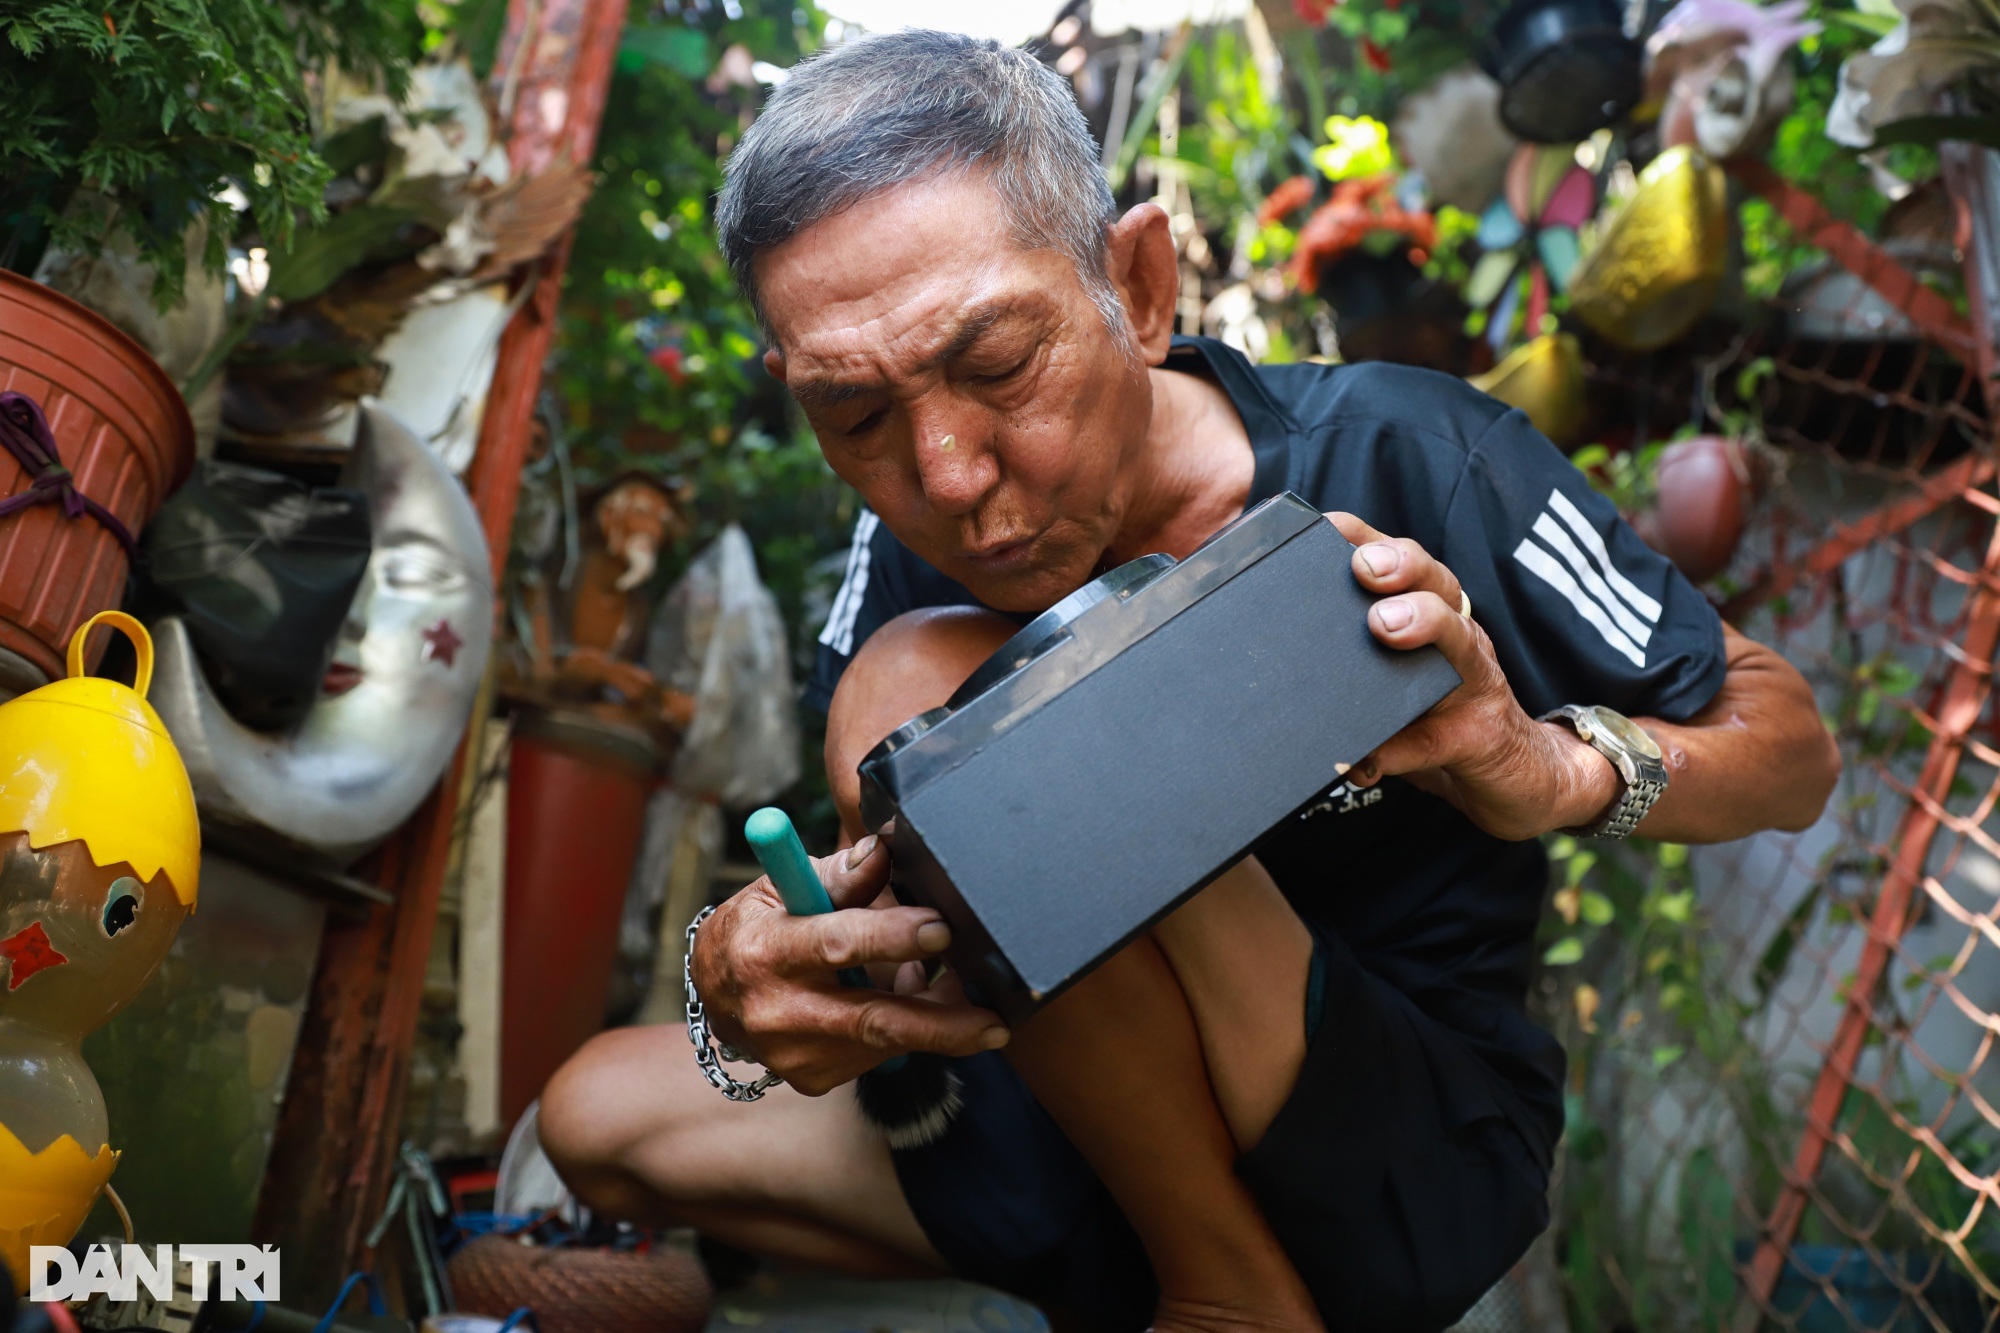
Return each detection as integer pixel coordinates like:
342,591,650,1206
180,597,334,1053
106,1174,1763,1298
540,30,1838,1333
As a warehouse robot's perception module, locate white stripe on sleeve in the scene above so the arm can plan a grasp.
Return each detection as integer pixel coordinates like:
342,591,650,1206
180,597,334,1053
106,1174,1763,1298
818,510,880,657
1513,537,1647,668
1547,489,1663,624
1532,512,1653,649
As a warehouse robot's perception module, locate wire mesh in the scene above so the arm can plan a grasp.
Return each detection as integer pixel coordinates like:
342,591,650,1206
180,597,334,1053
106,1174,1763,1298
1546,168,2000,1333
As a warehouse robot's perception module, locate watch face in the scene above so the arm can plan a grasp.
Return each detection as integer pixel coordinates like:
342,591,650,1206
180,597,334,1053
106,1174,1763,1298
1590,705,1663,761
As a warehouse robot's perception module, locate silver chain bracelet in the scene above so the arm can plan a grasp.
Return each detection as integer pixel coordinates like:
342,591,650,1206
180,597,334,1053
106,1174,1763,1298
684,904,783,1101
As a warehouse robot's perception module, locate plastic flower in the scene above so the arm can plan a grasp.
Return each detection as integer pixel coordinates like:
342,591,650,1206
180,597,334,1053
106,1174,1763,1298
1826,0,2000,147
1648,0,1820,88
1647,0,1820,157
1311,116,1396,181
1291,175,1437,287
1257,175,1316,226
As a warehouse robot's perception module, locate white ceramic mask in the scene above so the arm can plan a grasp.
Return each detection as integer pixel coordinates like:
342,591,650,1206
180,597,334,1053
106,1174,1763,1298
152,400,493,865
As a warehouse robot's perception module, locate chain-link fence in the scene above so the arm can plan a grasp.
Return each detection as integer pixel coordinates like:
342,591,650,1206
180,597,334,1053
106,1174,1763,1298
1536,155,2000,1333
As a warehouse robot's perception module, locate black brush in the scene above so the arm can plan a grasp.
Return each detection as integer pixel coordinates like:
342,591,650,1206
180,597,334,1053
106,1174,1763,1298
745,807,962,1148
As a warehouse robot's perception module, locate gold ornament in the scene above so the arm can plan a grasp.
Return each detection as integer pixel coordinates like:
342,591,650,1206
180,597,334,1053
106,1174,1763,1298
0,1123,118,1286
1568,145,1728,351
1470,333,1589,446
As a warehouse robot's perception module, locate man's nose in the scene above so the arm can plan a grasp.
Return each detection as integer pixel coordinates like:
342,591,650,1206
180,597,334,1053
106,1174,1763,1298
909,419,997,517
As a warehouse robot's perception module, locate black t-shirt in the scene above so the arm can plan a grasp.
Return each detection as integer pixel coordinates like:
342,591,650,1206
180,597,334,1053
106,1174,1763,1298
804,335,1728,1148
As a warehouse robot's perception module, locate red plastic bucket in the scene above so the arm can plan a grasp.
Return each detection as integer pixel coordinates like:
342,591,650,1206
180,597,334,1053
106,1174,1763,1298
501,708,659,1128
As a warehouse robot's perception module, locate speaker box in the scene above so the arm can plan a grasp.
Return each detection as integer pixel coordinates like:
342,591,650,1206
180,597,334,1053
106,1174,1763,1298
858,492,1462,1022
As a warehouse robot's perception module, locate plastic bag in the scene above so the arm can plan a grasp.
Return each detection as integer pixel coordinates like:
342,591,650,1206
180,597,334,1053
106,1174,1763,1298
618,526,800,1022
645,524,800,805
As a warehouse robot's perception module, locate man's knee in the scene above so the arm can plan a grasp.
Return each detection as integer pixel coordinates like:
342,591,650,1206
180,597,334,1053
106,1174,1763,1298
826,606,1016,831
540,1027,688,1216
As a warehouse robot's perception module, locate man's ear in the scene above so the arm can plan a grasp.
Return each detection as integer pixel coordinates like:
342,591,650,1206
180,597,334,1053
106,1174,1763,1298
763,347,787,382
1105,202,1178,363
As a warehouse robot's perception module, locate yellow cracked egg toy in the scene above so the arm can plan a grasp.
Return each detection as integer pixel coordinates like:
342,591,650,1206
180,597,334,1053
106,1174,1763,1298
0,611,198,1290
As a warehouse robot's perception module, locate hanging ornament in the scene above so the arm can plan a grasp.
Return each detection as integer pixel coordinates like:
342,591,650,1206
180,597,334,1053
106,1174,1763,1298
0,612,199,1284
1480,0,1643,143
1393,66,1519,212
1470,332,1590,445
1647,0,1819,160
150,401,494,867
1568,144,1729,351
1466,143,1598,352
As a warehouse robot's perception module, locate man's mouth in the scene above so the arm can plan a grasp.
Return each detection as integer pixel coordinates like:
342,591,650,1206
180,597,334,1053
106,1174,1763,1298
960,537,1035,571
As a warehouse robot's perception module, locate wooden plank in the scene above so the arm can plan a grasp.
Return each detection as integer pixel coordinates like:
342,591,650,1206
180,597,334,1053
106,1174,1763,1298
251,0,628,1302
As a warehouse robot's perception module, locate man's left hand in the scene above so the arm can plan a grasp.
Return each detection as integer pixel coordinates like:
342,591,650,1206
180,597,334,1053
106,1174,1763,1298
1326,512,1622,841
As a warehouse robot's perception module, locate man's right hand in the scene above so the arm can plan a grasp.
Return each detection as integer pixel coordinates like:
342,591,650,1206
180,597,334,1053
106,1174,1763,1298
690,833,1010,1095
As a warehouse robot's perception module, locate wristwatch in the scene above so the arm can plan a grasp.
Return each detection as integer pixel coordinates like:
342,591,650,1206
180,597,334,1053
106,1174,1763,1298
1540,704,1668,839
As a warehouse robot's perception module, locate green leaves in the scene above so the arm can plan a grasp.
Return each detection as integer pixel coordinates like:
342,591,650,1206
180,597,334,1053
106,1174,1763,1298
0,0,421,305
1651,889,1696,924
620,26,711,79
264,204,420,304
1544,936,1586,966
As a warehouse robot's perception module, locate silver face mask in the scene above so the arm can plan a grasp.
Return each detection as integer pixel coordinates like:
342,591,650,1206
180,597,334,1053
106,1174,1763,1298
152,401,493,865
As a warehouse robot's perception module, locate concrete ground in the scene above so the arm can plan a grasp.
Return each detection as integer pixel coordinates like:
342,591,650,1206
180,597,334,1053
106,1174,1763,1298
703,1273,1050,1333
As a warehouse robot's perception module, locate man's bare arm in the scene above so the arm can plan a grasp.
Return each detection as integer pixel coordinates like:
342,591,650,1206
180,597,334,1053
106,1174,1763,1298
1623,624,1839,842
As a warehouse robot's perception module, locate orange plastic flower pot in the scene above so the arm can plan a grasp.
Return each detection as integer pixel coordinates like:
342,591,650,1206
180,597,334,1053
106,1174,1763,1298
0,272,194,687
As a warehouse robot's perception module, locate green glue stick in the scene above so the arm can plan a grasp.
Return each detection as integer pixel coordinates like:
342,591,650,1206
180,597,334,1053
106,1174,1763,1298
744,806,877,994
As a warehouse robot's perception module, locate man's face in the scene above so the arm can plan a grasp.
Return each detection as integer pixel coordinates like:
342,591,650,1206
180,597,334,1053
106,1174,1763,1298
757,172,1153,612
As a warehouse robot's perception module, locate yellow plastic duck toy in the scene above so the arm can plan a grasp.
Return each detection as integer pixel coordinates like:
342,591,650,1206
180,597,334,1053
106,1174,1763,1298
0,611,199,1290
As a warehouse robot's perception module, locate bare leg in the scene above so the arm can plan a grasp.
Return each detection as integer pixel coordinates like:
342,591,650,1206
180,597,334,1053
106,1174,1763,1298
1152,855,1313,1152
541,1024,944,1277
1005,933,1320,1331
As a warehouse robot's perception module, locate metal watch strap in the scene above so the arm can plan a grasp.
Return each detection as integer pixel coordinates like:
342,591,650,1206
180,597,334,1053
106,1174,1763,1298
684,904,783,1102
1593,773,1668,839
1542,704,1669,840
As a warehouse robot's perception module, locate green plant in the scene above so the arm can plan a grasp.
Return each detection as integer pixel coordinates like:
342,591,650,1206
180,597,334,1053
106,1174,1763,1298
1741,7,1941,299
1540,834,1797,1330
0,0,423,305
545,0,845,838
1293,0,1481,122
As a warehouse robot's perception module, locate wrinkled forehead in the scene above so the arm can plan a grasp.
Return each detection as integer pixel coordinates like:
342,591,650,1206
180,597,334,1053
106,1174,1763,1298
753,171,1081,361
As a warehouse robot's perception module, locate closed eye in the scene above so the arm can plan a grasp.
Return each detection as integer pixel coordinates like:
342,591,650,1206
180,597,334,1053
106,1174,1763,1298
847,407,888,437
970,356,1031,385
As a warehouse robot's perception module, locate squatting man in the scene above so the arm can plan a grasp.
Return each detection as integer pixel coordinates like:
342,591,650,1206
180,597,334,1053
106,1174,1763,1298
541,30,1839,1333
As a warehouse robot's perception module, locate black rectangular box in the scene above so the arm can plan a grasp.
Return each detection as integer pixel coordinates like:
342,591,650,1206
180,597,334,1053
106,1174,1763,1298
860,492,1461,1022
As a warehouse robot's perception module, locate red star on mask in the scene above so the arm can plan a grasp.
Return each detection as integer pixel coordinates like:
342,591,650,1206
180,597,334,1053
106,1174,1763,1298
421,618,463,668
1,920,68,990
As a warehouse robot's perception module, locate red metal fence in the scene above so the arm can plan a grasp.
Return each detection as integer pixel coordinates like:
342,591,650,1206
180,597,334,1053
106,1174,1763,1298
1547,153,2000,1333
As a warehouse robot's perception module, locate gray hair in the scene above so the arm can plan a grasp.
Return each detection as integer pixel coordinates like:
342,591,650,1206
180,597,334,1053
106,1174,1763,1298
716,30,1124,340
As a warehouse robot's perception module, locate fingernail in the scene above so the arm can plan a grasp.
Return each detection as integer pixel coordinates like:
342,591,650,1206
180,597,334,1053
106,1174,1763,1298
980,1026,1011,1050
844,835,878,870
1360,542,1400,577
916,921,952,952
1376,598,1413,631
